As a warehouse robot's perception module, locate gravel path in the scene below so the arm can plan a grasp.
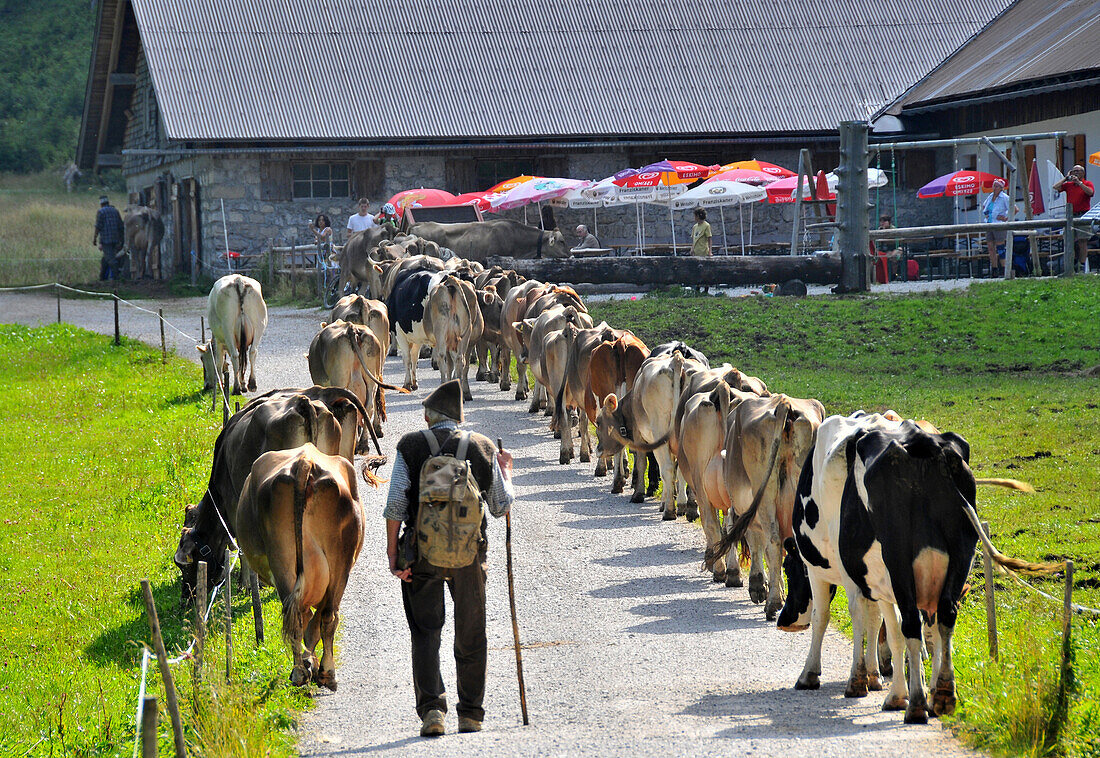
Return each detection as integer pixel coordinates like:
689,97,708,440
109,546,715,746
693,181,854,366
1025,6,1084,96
2,288,973,757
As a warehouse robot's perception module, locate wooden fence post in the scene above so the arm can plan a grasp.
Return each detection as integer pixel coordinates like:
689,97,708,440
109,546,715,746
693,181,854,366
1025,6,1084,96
1063,202,1076,277
159,308,167,364
140,696,158,758
200,316,205,345
225,548,234,683
113,293,121,346
56,284,61,323
250,564,264,645
140,579,186,758
195,561,207,683
981,521,998,661
1062,560,1074,669
268,242,275,285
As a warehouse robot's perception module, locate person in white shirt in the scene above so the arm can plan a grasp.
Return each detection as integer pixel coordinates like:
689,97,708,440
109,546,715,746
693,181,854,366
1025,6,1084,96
347,197,377,238
981,179,1010,276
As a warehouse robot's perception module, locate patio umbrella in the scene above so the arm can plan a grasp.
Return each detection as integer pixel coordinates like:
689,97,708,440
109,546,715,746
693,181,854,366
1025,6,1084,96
719,159,796,178
670,180,767,253
550,186,607,236
486,175,538,194
615,169,704,252
1089,151,1100,167
917,170,1004,198
636,159,720,183
705,168,779,185
388,188,457,214
491,177,591,211
446,191,495,212
765,167,890,202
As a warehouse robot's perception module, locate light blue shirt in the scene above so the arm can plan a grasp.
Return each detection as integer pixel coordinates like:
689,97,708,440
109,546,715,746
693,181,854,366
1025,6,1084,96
982,192,1009,223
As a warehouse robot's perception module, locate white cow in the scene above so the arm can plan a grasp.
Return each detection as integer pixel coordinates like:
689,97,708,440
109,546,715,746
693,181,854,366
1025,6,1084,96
199,274,268,395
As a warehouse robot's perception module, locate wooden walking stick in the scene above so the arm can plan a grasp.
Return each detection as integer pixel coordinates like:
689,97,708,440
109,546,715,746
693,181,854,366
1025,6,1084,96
499,438,529,725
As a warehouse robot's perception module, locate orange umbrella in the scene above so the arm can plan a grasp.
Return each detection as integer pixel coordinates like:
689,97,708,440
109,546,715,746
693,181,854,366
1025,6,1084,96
1089,151,1100,167
486,175,539,194
719,160,796,179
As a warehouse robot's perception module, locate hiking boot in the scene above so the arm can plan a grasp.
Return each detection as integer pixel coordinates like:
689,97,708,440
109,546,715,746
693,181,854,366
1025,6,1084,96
458,716,482,733
420,709,445,737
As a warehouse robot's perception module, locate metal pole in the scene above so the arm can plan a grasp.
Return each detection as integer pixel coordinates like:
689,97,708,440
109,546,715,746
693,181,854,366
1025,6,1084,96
1064,200,1076,276
869,218,1090,238
140,579,186,758
837,121,870,292
870,131,1067,152
1014,139,1041,276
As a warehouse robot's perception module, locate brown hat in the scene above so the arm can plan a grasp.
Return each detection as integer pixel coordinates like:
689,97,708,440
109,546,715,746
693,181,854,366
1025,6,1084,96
422,380,463,422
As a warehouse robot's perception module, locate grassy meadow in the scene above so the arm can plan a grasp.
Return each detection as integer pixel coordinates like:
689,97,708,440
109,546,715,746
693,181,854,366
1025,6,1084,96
0,172,127,287
0,325,310,757
590,277,1100,757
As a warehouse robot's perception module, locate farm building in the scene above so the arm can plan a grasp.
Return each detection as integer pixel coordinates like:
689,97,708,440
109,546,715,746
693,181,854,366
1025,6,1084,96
76,0,1097,277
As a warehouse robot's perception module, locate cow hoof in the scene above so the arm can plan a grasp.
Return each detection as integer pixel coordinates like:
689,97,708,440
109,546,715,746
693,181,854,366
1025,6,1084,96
724,570,743,588
629,491,644,503
932,680,956,717
795,673,820,691
476,371,488,382
748,574,768,604
594,461,607,477
290,665,310,687
403,382,415,391
712,571,725,583
867,673,883,692
579,451,591,463
232,386,244,396
904,704,929,724
882,695,908,711
463,392,473,402
552,430,561,439
501,382,511,392
880,659,894,678
559,451,572,465
248,379,257,391
315,670,338,692
685,506,699,522
662,508,677,521
515,390,526,401
845,680,869,698
765,599,782,621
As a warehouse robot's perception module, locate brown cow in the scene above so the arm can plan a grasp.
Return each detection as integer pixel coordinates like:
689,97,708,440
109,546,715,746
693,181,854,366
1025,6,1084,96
706,394,826,620
330,295,391,362
423,274,484,401
174,387,368,604
516,304,593,418
308,320,407,440
474,285,506,383
499,280,549,397
237,443,366,690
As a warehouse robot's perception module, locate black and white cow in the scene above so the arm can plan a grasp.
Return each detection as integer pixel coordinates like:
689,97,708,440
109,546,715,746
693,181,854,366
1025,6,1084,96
384,268,442,390
780,412,1055,724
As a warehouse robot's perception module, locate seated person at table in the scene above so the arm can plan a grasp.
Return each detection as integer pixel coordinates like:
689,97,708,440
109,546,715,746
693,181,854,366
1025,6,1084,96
572,224,600,251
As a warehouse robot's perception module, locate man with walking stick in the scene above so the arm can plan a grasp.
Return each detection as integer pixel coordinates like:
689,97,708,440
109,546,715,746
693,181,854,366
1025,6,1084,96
384,380,515,737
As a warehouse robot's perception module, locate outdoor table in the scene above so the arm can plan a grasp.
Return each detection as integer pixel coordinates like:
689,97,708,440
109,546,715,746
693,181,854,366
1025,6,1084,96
570,247,614,258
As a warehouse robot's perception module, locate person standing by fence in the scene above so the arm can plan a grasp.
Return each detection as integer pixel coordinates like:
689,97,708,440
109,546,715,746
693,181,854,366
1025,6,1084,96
981,179,1010,277
347,198,377,240
1053,165,1094,272
93,195,124,281
309,213,333,258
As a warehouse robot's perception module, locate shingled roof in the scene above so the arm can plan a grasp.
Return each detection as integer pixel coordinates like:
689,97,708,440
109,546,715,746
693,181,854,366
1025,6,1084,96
107,0,1012,143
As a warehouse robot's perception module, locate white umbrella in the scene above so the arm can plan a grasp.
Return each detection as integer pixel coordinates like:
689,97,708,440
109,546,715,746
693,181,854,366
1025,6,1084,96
669,180,767,254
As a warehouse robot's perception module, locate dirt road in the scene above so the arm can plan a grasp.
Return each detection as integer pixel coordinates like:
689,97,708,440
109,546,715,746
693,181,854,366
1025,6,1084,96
2,290,971,756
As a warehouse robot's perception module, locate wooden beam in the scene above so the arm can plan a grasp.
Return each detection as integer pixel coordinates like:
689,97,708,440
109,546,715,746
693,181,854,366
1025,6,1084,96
94,0,128,172
97,153,124,167
109,72,136,87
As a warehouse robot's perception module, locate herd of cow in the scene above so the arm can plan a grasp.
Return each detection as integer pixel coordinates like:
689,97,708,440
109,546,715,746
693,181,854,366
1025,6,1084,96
171,229,1057,725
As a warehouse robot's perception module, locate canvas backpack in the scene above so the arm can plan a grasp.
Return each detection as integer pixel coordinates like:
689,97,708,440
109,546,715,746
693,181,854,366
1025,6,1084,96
415,429,485,569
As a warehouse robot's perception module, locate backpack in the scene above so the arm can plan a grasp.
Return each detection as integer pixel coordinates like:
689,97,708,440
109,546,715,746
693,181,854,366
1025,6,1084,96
415,429,485,569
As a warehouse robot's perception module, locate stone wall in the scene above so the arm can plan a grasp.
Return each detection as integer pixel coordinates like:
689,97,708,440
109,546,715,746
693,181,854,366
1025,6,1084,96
122,144,959,276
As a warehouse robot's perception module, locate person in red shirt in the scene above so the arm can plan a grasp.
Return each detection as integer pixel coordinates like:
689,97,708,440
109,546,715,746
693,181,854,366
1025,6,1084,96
1053,164,1094,271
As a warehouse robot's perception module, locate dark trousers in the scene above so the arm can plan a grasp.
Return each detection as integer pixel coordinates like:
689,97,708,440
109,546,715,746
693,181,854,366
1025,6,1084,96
401,554,487,720
99,242,121,280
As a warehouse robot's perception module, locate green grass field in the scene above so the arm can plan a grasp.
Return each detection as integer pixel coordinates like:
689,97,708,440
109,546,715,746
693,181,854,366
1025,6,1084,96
0,324,309,757
590,278,1100,757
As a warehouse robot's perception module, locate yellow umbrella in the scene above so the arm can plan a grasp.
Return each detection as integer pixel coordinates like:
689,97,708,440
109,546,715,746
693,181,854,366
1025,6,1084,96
486,175,539,194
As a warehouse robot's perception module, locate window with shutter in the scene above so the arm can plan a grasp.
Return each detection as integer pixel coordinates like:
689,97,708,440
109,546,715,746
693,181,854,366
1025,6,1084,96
292,162,351,199
260,161,292,201
353,160,384,201
1074,134,1087,167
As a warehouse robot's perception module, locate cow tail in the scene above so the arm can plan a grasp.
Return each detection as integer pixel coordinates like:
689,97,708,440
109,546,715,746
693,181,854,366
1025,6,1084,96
955,485,1060,576
235,280,250,378
282,455,313,647
376,384,387,423
975,477,1035,492
294,395,314,441
346,328,409,394
554,323,579,434
704,398,790,571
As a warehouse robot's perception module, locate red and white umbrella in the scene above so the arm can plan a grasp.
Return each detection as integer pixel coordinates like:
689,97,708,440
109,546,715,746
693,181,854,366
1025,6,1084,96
446,191,495,212
705,168,779,185
766,168,889,203
917,170,1004,198
491,177,591,211
387,188,457,214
